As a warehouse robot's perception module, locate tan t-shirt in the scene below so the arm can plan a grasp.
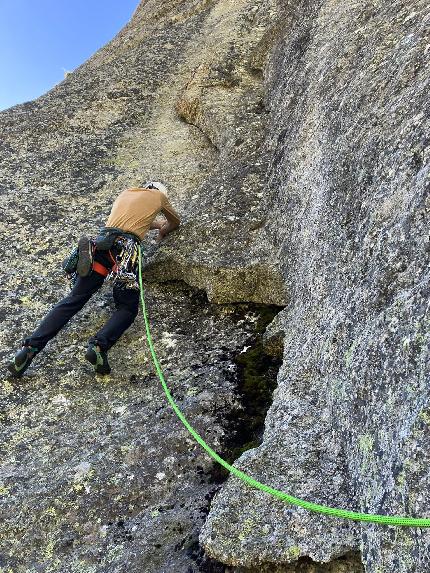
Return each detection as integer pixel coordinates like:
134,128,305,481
105,187,180,240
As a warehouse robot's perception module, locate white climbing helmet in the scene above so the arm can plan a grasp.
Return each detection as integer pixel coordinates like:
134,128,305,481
144,181,168,194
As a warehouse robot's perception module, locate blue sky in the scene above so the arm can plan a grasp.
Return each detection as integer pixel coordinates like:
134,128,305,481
0,0,139,111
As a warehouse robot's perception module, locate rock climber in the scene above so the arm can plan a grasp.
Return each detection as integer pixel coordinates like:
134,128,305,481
7,182,180,377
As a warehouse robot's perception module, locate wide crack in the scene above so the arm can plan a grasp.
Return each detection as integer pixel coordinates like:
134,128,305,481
210,303,284,483
229,551,364,572
190,299,364,573
181,298,284,572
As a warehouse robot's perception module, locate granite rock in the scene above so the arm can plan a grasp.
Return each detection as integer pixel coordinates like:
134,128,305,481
1,0,429,572
201,1,430,572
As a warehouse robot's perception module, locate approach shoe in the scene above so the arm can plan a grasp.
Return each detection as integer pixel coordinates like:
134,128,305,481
85,344,111,375
7,346,38,378
76,236,93,277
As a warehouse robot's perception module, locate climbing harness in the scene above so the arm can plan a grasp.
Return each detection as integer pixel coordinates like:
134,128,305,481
106,235,140,290
137,246,430,528
62,228,140,290
93,227,140,290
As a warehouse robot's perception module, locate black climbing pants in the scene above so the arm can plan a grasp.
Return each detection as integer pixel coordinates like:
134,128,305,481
23,257,140,353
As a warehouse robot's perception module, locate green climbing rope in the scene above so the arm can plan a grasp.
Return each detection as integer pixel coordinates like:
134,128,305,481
137,247,430,527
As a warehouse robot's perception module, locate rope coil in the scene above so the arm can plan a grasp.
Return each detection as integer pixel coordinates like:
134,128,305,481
137,246,430,527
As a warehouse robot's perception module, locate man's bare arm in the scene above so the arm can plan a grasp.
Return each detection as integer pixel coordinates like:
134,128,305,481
157,210,180,241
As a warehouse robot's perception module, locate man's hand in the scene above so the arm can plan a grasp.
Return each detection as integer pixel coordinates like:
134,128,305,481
150,219,164,241
156,222,170,242
150,219,163,231
151,212,180,242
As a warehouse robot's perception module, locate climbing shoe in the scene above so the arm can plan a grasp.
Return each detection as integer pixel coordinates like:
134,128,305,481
76,236,93,277
85,344,111,375
7,346,38,378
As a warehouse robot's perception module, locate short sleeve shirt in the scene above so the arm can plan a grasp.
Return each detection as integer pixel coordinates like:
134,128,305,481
105,187,180,240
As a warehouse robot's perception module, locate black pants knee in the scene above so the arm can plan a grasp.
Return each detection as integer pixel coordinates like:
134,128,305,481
24,272,105,351
89,285,139,351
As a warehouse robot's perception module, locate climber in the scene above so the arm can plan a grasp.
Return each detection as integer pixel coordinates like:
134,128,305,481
7,182,180,377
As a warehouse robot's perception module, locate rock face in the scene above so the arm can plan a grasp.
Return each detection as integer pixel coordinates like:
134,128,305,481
202,1,430,572
0,0,429,572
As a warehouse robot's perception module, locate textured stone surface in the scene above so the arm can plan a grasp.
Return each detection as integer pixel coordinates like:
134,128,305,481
0,1,286,571
202,1,430,572
1,0,430,571
0,280,269,572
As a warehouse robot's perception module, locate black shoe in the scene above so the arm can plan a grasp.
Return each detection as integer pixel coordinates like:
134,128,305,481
85,344,111,375
77,236,93,277
7,346,38,378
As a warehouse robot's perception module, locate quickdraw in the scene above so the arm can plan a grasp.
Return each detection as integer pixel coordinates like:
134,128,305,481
106,235,140,290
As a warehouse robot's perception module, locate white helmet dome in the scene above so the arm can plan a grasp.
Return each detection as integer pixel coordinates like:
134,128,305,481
144,181,168,194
